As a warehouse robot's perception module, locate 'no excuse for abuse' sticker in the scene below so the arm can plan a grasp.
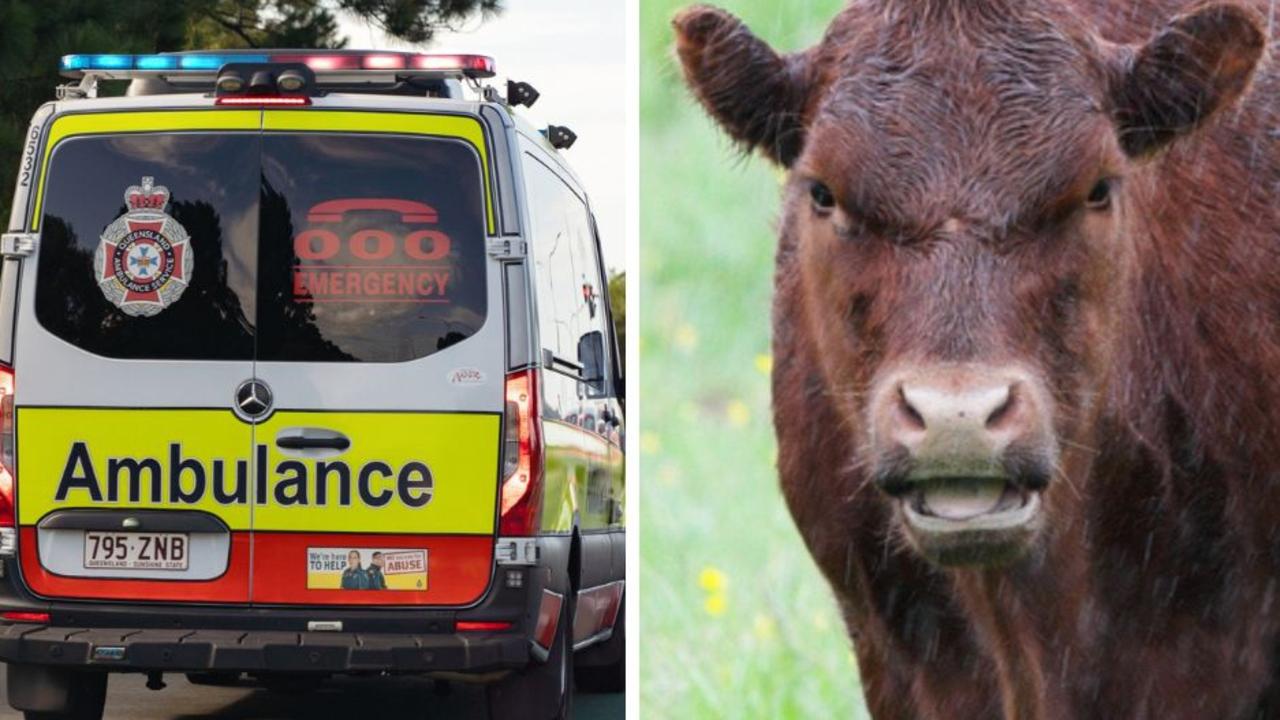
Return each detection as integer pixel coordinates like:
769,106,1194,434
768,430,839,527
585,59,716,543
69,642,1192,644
307,547,428,591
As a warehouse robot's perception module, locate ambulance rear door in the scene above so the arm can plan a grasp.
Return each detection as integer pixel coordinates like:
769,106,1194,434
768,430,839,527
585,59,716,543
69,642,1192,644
246,110,505,607
13,110,263,604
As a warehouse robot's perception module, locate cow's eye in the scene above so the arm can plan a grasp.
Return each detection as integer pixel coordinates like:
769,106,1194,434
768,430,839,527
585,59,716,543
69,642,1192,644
1086,178,1113,210
810,181,836,214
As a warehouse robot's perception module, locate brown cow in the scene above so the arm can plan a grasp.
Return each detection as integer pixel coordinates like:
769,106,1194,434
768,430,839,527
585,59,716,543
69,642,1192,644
676,1,1280,718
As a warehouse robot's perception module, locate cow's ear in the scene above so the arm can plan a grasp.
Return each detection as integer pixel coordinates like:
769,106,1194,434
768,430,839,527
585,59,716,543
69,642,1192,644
674,5,812,166
1112,3,1265,158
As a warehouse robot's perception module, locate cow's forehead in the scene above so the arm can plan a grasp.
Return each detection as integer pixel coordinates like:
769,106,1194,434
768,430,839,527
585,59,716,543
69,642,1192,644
806,8,1110,233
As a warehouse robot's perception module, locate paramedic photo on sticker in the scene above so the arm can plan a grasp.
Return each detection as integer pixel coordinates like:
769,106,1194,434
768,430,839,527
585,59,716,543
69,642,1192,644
0,1,625,718
642,0,1280,718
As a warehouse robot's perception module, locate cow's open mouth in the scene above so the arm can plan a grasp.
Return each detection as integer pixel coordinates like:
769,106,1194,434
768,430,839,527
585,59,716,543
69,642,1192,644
898,478,1042,566
906,478,1034,522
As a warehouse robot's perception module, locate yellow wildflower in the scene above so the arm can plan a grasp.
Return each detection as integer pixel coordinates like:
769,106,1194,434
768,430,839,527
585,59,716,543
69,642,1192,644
754,354,773,375
698,567,726,592
704,593,727,617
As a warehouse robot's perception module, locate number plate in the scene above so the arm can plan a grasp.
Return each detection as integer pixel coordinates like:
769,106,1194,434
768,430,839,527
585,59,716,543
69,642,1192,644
83,532,189,571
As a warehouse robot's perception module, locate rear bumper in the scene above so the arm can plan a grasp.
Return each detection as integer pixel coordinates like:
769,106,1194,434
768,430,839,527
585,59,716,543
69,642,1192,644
0,623,529,674
0,535,578,676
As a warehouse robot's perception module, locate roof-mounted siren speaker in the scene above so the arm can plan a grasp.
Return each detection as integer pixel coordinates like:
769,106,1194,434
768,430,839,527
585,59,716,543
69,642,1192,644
216,71,245,94
546,125,578,151
215,62,315,106
248,70,276,93
277,68,307,92
507,80,540,108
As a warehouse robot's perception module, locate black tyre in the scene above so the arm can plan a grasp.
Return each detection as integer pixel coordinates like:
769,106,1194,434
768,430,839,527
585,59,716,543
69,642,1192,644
21,670,107,720
488,597,574,720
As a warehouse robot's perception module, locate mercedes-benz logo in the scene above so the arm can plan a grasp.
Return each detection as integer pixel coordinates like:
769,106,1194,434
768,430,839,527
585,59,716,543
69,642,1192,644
234,379,273,421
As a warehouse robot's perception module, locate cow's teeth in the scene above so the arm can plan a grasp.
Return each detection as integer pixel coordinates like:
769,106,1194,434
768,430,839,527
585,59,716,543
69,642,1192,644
921,481,1005,520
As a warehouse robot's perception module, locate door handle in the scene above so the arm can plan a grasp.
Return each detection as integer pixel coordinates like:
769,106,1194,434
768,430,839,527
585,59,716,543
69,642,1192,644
275,428,351,455
277,436,351,451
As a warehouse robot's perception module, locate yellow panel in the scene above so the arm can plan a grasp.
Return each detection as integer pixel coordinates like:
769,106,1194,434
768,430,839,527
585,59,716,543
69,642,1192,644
32,110,261,229
262,110,496,233
254,411,499,534
17,408,500,535
17,408,254,529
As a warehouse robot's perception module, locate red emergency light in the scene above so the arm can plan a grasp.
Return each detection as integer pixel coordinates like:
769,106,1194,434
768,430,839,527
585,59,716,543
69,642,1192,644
215,95,311,106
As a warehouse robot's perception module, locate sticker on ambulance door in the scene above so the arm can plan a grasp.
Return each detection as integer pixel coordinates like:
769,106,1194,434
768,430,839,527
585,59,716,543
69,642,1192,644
93,177,194,317
306,547,428,591
449,367,486,385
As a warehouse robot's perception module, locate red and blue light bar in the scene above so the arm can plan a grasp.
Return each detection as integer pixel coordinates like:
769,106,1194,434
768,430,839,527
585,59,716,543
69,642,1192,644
60,51,495,78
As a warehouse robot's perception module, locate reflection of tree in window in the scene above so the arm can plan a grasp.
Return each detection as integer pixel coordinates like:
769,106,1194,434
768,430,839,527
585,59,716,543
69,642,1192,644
436,317,474,351
33,134,260,361
256,178,354,362
36,198,256,360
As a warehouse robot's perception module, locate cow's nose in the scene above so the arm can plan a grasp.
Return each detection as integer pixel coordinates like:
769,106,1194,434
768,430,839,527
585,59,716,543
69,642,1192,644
898,381,1014,439
872,366,1045,483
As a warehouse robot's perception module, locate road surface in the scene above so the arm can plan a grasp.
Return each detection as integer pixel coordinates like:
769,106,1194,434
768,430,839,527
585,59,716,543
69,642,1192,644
0,668,623,719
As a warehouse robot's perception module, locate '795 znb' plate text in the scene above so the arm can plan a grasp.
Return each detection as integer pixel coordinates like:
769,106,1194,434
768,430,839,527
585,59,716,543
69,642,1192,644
83,532,189,571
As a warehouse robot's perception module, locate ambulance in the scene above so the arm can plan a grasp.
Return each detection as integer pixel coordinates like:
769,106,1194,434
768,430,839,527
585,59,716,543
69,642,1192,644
0,50,624,720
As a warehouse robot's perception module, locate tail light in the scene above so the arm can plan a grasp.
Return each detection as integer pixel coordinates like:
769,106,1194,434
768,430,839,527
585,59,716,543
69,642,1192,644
0,364,14,528
500,369,544,535
1,611,48,624
456,620,513,633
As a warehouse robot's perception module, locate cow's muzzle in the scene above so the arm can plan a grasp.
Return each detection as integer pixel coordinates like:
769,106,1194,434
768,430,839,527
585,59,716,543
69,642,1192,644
868,364,1056,566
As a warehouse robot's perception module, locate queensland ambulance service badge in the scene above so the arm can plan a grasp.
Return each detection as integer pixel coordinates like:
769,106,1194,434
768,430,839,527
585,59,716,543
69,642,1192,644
93,177,193,317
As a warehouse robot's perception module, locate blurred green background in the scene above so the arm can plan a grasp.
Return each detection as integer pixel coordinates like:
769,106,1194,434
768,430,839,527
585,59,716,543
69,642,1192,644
639,1,872,717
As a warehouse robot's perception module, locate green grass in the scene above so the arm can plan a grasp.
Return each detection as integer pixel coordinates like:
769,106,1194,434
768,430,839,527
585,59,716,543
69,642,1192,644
639,1,872,718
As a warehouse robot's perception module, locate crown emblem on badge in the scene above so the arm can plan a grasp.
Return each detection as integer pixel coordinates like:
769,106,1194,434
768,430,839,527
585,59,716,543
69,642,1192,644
124,176,170,211
92,176,194,317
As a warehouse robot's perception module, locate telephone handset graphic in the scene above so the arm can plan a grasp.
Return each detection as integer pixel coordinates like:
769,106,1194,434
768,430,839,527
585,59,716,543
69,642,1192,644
295,198,451,262
305,198,439,225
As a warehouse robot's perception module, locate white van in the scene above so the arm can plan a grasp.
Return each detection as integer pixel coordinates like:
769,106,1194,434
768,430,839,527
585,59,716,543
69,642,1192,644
0,50,624,720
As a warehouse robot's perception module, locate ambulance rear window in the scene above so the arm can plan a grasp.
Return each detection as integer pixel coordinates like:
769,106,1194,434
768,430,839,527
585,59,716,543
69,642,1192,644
33,130,488,364
35,133,260,360
256,133,487,363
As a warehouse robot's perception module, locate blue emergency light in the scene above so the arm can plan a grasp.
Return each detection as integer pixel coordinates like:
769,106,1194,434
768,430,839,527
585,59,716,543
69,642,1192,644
61,53,271,72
